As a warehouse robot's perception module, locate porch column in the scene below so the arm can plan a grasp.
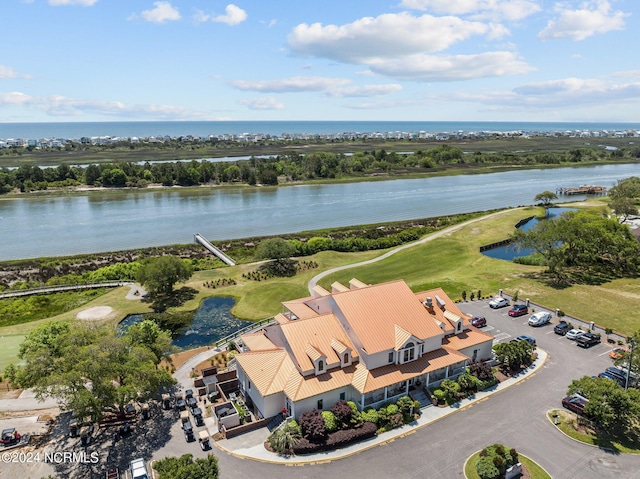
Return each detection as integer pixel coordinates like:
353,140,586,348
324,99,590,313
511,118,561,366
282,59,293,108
425,372,430,386
445,365,450,378
360,393,365,410
405,380,409,394
384,386,388,401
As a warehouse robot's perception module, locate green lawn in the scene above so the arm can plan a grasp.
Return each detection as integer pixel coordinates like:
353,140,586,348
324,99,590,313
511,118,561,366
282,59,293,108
548,410,640,454
464,451,551,479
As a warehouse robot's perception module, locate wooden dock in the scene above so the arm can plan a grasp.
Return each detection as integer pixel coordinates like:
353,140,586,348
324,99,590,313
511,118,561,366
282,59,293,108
556,185,607,196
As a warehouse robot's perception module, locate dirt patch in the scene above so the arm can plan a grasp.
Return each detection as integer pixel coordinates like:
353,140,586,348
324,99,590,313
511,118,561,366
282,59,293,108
76,305,113,320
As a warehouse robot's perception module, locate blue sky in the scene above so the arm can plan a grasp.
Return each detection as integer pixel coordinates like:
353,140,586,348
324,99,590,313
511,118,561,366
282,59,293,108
1,0,639,122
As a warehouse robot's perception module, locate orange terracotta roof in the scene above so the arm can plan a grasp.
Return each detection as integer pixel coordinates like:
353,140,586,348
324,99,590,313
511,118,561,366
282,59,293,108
352,348,469,394
441,329,494,351
279,313,358,373
241,331,277,351
284,365,356,401
331,281,350,293
332,280,444,355
415,288,472,330
282,299,319,321
234,350,296,397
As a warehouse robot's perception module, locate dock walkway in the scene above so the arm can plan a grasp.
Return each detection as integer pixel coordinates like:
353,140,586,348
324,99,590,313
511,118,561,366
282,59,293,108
194,233,236,266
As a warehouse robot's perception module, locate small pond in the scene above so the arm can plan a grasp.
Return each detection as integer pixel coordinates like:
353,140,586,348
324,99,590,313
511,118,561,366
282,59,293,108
119,296,252,350
481,207,576,261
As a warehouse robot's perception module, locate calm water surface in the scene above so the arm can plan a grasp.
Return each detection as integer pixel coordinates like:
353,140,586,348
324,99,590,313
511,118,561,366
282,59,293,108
1,163,638,260
119,296,250,350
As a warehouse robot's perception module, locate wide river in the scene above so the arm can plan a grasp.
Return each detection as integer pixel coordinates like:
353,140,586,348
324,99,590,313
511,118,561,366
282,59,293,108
1,163,638,261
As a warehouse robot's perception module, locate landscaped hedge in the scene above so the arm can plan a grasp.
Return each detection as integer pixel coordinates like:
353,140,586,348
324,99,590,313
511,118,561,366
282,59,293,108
292,422,377,454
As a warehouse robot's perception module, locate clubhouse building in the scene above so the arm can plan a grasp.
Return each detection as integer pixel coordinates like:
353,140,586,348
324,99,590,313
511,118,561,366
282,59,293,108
235,279,493,419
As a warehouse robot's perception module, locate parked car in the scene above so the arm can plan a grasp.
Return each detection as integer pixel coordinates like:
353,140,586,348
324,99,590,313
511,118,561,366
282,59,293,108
562,394,589,415
508,304,528,317
470,316,487,328
554,321,571,335
489,297,509,309
512,335,536,346
566,329,586,341
605,366,628,383
610,347,628,360
598,371,624,386
528,312,552,327
577,332,601,348
129,458,149,479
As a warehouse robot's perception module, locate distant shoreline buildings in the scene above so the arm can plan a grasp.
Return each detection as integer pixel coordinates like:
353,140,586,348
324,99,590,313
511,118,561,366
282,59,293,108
0,127,638,149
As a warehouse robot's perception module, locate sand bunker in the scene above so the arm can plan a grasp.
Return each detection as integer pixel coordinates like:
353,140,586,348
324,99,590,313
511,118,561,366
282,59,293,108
76,306,113,320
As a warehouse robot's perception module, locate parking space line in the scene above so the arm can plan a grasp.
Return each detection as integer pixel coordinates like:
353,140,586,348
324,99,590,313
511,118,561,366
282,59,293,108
599,350,613,357
493,332,511,342
545,331,555,334
483,326,495,332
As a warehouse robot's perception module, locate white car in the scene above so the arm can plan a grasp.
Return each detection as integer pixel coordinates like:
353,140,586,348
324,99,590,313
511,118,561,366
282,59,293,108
566,329,586,340
528,312,552,327
489,297,510,309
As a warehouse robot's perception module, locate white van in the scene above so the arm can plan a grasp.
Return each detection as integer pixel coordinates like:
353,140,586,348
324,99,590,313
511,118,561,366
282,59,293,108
129,458,149,479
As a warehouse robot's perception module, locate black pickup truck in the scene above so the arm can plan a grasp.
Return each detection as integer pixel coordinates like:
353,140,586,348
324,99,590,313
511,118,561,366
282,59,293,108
577,332,601,348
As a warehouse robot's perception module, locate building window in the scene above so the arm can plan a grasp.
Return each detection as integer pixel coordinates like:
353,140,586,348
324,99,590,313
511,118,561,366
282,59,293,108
318,360,324,372
343,353,349,364
340,392,345,401
247,381,251,390
403,342,415,362
388,351,394,363
317,399,323,410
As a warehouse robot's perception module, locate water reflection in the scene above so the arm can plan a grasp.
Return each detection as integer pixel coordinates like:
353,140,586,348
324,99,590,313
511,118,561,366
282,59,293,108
119,296,251,350
481,207,576,261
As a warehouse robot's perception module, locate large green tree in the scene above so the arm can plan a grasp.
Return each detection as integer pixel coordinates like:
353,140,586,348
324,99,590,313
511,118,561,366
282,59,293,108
512,210,640,278
4,321,175,421
136,255,193,295
154,454,219,479
609,177,640,223
256,238,297,276
567,376,640,431
534,190,558,216
492,340,534,372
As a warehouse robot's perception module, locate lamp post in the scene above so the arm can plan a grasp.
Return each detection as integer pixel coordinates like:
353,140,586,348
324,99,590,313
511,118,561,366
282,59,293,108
625,338,635,390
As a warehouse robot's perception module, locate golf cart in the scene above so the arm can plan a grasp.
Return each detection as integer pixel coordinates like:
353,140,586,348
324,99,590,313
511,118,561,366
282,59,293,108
198,430,211,450
1,428,20,446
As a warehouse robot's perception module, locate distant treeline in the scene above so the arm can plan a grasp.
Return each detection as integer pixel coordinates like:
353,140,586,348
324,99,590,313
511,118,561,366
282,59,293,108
1,144,638,193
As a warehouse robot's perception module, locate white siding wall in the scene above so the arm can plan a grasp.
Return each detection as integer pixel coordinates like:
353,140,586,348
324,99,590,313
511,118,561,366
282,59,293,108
457,340,493,362
292,386,355,419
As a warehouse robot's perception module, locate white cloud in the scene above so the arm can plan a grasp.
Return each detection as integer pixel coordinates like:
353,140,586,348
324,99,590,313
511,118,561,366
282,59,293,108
231,76,351,93
0,92,212,119
452,75,640,109
329,84,402,98
288,12,491,62
140,1,181,24
369,51,534,81
238,97,284,110
399,0,541,21
212,4,247,26
0,66,31,80
538,0,628,41
48,0,98,5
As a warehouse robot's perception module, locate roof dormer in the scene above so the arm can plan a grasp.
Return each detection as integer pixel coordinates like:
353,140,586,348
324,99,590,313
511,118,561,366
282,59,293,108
330,338,353,367
306,344,327,375
444,310,466,334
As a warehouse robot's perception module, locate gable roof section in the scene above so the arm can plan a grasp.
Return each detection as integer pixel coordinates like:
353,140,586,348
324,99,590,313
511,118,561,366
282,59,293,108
279,313,358,373
441,329,494,351
241,331,277,351
235,350,296,397
415,287,471,328
332,280,443,355
284,365,356,401
395,324,420,350
282,297,319,321
352,348,468,394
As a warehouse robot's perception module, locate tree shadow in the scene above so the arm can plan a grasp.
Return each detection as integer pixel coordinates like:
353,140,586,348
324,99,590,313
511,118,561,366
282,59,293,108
143,287,198,313
50,404,179,479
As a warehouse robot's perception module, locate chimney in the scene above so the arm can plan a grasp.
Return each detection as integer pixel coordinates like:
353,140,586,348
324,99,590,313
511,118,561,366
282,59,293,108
423,297,434,312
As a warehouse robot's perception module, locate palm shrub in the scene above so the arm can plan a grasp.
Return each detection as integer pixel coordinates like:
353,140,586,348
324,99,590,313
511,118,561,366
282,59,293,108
268,422,302,454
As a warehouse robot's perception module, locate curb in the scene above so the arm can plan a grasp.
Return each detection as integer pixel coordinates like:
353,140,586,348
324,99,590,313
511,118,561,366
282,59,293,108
213,349,548,465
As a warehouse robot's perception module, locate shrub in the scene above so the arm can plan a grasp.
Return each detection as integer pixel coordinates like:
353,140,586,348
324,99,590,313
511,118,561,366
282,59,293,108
468,361,495,382
360,408,379,425
331,400,353,427
457,372,477,393
326,421,377,448
292,437,320,455
386,413,404,430
476,456,500,479
433,389,446,403
346,400,363,426
298,409,326,442
268,422,302,454
322,411,338,433
396,396,414,415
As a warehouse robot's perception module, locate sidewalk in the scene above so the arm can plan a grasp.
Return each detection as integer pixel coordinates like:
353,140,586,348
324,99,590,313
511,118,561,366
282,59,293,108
214,349,548,464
